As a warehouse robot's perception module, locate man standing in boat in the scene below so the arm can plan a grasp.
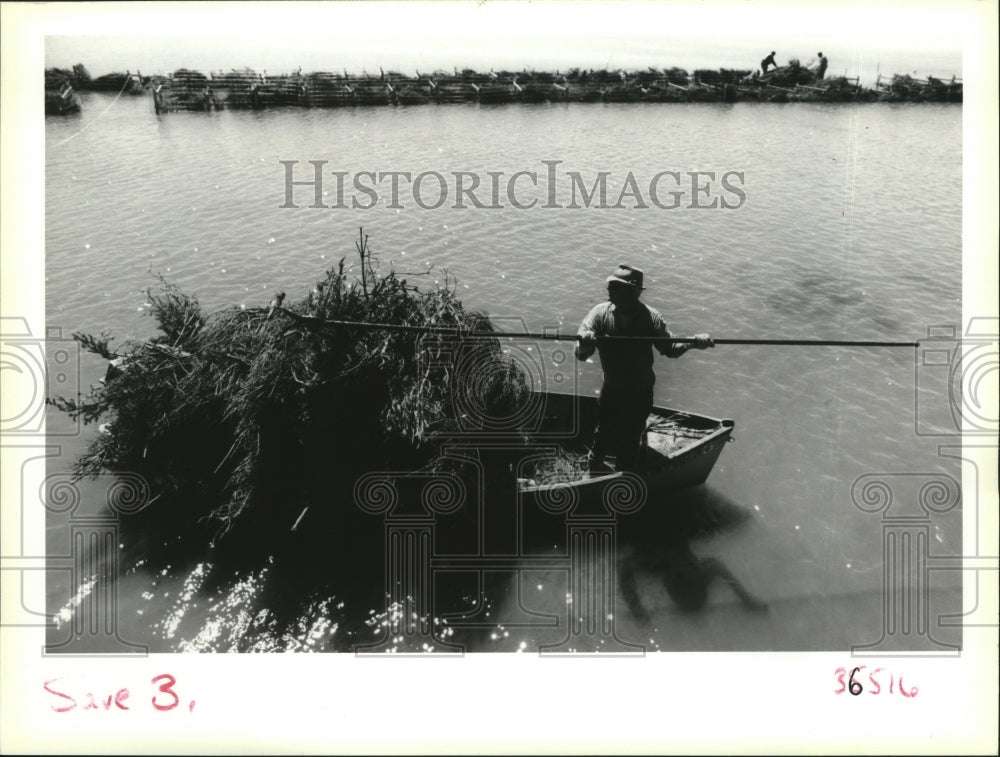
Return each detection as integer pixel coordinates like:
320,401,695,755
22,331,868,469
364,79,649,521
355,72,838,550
575,265,713,472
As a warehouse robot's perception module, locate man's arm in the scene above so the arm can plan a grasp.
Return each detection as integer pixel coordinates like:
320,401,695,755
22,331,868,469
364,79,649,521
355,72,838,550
575,305,602,360
651,310,714,357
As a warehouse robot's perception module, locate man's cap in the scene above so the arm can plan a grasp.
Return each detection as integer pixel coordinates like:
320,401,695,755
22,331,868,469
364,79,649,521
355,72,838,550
607,264,645,290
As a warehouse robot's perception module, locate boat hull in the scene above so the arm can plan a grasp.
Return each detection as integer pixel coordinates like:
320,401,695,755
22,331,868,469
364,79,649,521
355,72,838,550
517,392,734,512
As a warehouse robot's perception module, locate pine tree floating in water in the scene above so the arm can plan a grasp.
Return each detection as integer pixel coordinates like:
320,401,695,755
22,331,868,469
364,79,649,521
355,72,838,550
49,228,530,540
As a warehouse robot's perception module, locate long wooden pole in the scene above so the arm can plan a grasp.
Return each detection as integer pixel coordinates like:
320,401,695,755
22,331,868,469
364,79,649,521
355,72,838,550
286,314,919,348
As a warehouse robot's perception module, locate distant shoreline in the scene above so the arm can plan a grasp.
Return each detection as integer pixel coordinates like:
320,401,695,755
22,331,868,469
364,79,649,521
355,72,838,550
46,64,963,113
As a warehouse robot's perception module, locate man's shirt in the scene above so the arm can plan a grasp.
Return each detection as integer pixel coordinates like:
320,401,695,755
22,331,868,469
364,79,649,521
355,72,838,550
577,301,685,390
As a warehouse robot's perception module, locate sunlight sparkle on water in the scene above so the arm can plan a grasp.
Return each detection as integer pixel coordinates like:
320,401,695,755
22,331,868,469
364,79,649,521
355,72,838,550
55,577,97,628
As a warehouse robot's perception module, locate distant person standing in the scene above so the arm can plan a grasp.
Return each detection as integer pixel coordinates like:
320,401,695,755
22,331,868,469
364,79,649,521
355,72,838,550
816,52,829,79
761,51,777,73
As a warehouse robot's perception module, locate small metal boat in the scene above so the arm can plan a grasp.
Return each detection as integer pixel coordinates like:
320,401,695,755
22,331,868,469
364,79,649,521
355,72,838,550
516,392,734,511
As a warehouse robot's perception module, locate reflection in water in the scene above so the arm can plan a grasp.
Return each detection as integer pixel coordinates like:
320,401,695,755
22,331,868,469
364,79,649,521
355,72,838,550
616,486,768,620
49,479,769,652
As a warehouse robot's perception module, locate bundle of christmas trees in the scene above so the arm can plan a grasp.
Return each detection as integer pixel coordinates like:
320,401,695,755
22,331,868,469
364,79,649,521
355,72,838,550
51,230,528,547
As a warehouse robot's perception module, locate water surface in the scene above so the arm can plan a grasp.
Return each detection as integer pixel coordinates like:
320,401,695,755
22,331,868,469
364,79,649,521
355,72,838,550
45,93,963,651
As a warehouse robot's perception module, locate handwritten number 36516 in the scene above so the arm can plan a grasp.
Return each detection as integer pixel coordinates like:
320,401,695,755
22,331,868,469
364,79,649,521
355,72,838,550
834,666,918,697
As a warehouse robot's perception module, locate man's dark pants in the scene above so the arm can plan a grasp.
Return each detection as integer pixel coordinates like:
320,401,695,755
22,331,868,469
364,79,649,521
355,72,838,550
590,385,653,471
